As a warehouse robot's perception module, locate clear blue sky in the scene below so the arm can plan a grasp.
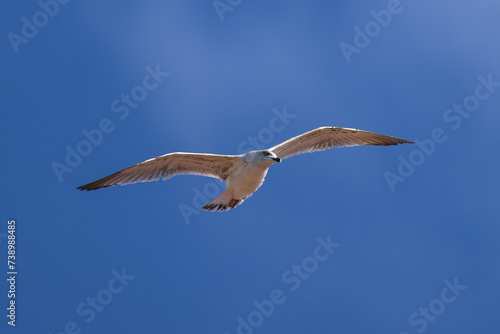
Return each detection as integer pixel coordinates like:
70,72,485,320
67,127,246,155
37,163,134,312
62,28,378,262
1,0,500,333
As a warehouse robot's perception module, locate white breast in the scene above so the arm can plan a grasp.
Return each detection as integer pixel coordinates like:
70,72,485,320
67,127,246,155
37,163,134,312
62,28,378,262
226,164,269,198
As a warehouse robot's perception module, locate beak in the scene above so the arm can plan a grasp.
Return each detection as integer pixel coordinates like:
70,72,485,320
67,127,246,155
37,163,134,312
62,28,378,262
272,157,281,163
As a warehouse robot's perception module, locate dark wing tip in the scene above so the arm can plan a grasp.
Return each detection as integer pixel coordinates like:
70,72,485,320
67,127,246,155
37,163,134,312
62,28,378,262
77,168,127,191
396,138,414,145
76,183,111,191
379,137,414,146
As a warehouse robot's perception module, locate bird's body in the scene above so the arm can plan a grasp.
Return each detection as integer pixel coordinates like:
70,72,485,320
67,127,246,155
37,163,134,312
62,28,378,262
227,158,270,199
204,152,274,210
78,126,413,211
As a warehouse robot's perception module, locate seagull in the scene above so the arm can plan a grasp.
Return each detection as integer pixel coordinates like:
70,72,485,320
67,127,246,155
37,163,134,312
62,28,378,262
77,127,413,211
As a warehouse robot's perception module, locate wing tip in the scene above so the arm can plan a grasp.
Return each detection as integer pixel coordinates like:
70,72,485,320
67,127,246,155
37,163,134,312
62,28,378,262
76,183,110,191
376,136,414,146
395,138,414,145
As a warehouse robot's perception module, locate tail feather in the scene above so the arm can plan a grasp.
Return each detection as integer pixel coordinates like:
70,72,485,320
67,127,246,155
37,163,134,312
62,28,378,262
202,189,246,212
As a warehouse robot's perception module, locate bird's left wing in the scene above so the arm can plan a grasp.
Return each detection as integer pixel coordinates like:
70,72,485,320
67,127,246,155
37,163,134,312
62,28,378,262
269,127,413,160
77,152,239,191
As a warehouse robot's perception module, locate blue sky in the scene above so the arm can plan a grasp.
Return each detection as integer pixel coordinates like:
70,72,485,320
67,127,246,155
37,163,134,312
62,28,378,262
1,0,500,333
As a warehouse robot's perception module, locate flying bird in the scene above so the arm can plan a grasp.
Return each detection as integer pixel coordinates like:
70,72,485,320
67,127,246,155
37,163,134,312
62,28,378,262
77,127,413,211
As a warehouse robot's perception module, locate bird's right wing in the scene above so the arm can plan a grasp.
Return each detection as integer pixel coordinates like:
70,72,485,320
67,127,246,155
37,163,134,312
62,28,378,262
270,127,413,160
77,153,239,191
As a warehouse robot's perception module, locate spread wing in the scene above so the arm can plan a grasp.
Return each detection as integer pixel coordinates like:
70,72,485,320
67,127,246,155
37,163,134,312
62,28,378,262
77,153,239,191
270,127,413,160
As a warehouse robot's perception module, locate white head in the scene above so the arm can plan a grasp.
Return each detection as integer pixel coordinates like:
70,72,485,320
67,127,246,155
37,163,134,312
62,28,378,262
242,150,281,165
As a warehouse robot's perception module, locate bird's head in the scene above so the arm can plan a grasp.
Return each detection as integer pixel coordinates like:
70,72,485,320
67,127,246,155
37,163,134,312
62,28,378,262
243,150,281,164
264,150,282,163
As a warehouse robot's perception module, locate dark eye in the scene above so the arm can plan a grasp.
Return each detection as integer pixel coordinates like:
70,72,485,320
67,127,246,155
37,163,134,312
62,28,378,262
265,152,270,155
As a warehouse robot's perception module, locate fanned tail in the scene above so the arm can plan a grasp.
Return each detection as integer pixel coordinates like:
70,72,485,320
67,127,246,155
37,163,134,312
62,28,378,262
202,189,245,212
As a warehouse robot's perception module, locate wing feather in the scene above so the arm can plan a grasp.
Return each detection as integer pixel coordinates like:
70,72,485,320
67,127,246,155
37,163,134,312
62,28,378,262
77,152,239,191
270,127,413,160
